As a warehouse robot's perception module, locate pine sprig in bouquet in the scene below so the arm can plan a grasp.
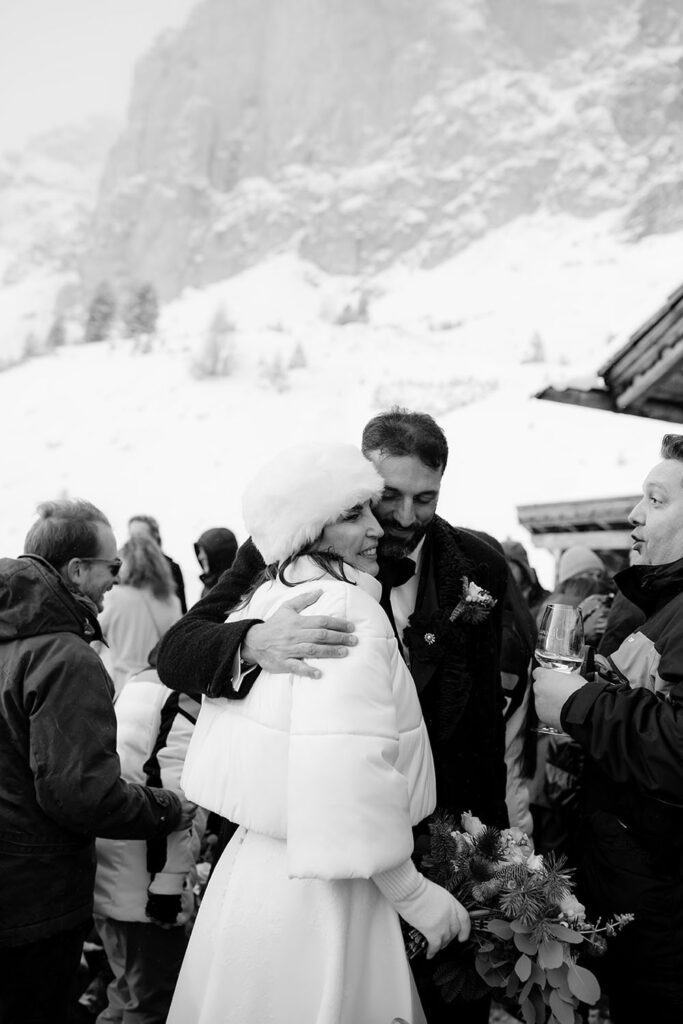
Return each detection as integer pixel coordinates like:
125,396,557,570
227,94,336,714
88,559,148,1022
407,812,633,1024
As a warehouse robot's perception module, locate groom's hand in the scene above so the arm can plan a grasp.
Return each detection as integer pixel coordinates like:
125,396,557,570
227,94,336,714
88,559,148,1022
241,590,357,679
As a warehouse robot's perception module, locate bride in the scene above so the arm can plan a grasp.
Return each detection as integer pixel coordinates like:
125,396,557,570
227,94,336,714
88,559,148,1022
168,443,470,1024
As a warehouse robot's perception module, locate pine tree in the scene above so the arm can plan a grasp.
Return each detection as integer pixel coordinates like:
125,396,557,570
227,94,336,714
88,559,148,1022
45,316,66,350
123,282,159,347
191,305,237,378
521,331,546,364
289,342,307,369
84,282,116,343
22,331,40,360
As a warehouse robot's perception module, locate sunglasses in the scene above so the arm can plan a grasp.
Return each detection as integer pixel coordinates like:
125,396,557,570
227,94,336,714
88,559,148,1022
78,557,122,578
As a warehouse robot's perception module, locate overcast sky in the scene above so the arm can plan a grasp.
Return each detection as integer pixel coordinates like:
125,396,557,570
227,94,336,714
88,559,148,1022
0,0,200,150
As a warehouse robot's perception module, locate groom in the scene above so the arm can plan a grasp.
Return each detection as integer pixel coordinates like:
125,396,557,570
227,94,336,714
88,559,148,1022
157,408,508,1023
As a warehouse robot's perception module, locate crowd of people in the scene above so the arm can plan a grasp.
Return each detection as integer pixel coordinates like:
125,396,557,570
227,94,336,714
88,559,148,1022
1,407,682,1024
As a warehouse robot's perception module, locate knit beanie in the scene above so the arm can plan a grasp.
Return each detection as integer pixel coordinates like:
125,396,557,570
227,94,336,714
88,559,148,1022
242,443,384,564
558,545,605,584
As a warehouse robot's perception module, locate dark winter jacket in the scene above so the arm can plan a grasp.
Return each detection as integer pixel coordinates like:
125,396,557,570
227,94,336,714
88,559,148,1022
561,557,683,1015
563,557,683,824
0,556,183,948
158,518,509,827
596,588,645,657
194,528,238,597
165,555,187,614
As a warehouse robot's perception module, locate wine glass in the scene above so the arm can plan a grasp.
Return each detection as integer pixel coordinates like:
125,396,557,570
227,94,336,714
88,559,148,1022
534,603,584,736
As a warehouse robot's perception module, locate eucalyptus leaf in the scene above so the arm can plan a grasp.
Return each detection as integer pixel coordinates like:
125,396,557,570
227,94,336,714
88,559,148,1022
549,990,576,1024
488,918,514,939
567,962,601,1005
547,922,583,944
515,954,532,981
538,938,564,970
520,997,535,1024
514,931,539,955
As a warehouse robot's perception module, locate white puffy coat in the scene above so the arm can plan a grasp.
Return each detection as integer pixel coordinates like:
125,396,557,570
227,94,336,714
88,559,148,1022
182,557,436,880
94,669,202,922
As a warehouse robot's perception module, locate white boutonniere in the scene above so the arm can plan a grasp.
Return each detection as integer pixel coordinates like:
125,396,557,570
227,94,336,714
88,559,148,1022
449,577,497,625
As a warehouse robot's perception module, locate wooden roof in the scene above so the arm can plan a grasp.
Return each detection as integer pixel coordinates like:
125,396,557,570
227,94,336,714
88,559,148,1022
518,494,639,554
537,283,683,422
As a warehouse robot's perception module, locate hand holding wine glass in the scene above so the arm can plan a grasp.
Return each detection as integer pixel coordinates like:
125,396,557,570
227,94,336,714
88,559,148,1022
534,603,584,735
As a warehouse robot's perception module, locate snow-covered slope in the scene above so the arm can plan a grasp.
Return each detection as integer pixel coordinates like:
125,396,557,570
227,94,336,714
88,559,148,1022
3,219,678,602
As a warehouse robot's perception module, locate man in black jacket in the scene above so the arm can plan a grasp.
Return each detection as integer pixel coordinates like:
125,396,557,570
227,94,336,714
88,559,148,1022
0,500,193,1024
158,409,507,1024
534,433,683,1022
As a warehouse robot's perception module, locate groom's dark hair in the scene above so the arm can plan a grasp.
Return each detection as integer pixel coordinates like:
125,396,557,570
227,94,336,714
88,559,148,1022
361,407,448,471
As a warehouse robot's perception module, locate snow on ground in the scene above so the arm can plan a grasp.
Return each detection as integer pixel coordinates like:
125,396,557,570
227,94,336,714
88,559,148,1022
2,214,681,602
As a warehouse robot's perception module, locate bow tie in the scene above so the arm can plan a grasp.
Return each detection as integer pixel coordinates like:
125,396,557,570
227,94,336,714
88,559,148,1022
378,556,416,591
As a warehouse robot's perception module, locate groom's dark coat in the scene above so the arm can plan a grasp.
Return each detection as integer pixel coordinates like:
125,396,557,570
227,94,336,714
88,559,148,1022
157,515,509,829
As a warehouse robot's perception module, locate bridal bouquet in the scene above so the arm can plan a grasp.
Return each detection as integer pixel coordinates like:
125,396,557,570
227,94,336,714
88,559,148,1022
407,812,633,1024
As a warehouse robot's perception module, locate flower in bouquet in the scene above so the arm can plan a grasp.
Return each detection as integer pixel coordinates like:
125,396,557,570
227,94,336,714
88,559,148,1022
407,812,633,1024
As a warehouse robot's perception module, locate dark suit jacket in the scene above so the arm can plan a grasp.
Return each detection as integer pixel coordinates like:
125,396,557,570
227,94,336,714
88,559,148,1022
157,517,508,825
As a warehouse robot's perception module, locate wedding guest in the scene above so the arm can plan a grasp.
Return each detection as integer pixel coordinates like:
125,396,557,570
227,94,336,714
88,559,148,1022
533,550,615,861
194,526,238,597
533,434,683,1022
97,537,181,694
94,656,203,1024
500,567,538,836
128,514,187,613
0,500,191,1024
502,538,549,619
536,545,613,645
168,443,470,1024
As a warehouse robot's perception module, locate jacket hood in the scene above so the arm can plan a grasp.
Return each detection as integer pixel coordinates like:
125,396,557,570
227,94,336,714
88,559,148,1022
194,528,238,574
615,555,683,616
0,555,102,644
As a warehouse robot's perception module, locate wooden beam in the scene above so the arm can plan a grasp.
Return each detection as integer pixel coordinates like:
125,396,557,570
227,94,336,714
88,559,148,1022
517,496,640,526
535,386,615,412
615,336,683,411
636,396,683,425
527,530,633,552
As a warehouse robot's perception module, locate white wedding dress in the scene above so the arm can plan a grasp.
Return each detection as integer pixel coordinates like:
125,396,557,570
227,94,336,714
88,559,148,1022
168,559,435,1024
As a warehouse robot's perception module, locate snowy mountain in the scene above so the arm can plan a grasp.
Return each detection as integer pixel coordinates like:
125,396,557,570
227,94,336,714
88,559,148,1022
0,116,119,363
83,0,683,298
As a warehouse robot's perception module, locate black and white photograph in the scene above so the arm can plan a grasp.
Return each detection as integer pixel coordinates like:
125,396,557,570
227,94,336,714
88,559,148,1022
2,2,683,1023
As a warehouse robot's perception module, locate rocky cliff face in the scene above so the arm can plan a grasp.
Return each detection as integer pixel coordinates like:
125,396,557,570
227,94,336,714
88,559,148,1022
83,0,683,299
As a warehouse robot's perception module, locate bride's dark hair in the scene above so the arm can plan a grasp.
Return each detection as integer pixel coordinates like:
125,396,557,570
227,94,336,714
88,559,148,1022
236,539,356,609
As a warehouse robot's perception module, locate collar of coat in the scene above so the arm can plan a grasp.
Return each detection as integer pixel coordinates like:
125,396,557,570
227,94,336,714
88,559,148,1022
616,554,683,617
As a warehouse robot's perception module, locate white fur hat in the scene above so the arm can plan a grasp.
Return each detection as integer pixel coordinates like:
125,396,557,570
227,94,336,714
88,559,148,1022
243,443,384,564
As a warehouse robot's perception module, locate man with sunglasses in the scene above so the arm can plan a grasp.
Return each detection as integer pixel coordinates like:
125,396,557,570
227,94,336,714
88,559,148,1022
0,499,193,1024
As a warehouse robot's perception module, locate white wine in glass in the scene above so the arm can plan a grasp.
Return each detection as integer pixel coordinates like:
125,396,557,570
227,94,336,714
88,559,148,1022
534,603,584,735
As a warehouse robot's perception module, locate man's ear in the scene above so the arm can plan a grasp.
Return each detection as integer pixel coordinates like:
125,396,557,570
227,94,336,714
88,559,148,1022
60,557,83,590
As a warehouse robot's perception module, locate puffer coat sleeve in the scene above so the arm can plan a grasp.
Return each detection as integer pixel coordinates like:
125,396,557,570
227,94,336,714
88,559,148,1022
287,582,434,879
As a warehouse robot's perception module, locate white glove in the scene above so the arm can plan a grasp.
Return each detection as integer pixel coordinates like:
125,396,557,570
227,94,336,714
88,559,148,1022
374,859,471,959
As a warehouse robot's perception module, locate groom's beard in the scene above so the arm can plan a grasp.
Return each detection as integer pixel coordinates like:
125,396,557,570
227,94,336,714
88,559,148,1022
377,519,430,560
